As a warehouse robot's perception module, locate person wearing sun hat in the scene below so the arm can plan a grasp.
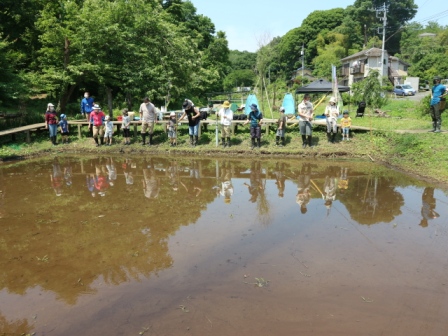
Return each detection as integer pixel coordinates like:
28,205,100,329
298,94,314,148
276,106,287,146
217,100,233,147
89,104,106,146
325,96,339,143
45,103,58,146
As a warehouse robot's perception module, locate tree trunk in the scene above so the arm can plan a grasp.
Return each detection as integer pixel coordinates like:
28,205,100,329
126,92,133,111
106,87,113,117
59,83,77,113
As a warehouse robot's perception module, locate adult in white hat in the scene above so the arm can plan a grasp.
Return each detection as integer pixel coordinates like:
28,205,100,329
324,96,339,143
217,100,233,147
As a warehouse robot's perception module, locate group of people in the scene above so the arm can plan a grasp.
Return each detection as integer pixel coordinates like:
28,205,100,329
46,92,355,148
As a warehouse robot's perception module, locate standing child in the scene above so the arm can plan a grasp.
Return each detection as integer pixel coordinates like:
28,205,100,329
104,115,114,146
340,110,352,141
122,109,131,145
59,114,69,144
276,107,287,146
168,112,177,147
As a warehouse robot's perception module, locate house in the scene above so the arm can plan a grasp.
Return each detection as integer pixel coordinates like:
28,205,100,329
340,47,409,86
291,67,315,81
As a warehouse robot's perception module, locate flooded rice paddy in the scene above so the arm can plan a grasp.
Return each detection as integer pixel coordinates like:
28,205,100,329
0,156,447,336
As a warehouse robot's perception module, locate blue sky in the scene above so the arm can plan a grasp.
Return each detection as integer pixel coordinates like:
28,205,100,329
190,0,448,52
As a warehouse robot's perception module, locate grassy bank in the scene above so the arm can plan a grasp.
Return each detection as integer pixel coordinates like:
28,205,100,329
1,96,447,185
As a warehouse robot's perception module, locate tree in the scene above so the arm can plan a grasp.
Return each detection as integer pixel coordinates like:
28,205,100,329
312,32,346,78
223,69,255,91
228,50,257,71
0,38,25,104
351,70,388,108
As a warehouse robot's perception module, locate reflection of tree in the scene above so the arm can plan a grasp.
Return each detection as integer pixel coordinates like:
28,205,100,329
340,176,404,225
0,313,33,336
0,157,218,305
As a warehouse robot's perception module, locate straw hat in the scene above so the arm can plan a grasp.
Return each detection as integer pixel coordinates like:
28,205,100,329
222,100,231,108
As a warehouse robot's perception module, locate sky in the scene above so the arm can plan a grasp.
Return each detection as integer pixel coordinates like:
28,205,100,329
190,0,448,52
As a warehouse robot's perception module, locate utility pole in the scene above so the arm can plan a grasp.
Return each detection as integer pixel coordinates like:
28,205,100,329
376,3,387,86
301,45,304,78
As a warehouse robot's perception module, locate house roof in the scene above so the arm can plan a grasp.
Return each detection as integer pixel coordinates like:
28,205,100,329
341,47,383,62
391,69,408,77
389,56,410,66
296,78,351,93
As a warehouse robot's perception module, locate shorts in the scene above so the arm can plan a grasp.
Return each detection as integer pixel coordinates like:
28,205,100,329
122,128,130,137
141,121,155,134
104,130,113,138
276,128,285,137
299,121,312,136
343,127,350,135
168,129,177,139
92,125,104,138
250,126,261,138
221,125,231,137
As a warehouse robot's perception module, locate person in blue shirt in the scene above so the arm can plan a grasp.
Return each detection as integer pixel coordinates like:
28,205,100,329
429,77,446,133
80,91,94,121
59,114,69,144
244,104,263,149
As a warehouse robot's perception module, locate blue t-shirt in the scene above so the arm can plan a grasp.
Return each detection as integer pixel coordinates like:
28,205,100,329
59,120,69,133
249,110,262,127
81,97,94,113
431,84,446,106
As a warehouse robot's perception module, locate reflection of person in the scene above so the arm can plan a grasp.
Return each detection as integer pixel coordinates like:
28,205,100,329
243,161,263,202
89,104,105,147
142,161,160,199
298,94,314,148
325,97,339,143
180,160,202,197
178,99,201,146
94,164,109,197
50,159,63,196
80,91,94,121
123,159,134,185
296,164,311,214
45,103,58,146
429,77,446,133
105,158,117,187
215,161,233,203
276,107,287,147
420,187,440,227
340,111,352,141
86,174,96,197
244,104,263,149
168,160,179,191
139,97,157,145
217,100,233,148
323,175,337,215
272,162,286,198
64,163,72,187
337,167,349,192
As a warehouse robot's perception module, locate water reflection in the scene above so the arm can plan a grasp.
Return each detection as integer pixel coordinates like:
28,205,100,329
0,156,444,306
420,187,440,227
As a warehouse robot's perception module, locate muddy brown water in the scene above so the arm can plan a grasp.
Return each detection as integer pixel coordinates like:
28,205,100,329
0,156,447,336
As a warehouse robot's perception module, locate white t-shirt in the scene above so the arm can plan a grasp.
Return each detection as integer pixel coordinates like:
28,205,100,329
298,101,314,121
104,120,114,132
325,104,339,121
139,102,156,122
218,108,233,126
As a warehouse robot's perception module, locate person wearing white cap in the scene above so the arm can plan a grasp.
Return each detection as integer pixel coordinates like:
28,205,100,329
167,112,177,147
45,103,58,146
103,115,114,146
89,104,106,146
325,96,339,143
217,100,233,147
59,114,69,144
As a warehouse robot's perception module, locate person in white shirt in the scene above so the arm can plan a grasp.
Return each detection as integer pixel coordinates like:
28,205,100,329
103,115,114,146
298,94,314,148
325,96,340,143
139,97,157,146
217,100,233,147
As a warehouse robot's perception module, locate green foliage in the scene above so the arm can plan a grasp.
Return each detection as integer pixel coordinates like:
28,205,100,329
351,70,388,108
229,50,257,71
223,70,256,91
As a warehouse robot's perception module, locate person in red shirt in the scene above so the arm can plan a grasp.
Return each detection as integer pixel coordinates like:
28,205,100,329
45,103,58,146
89,104,106,146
